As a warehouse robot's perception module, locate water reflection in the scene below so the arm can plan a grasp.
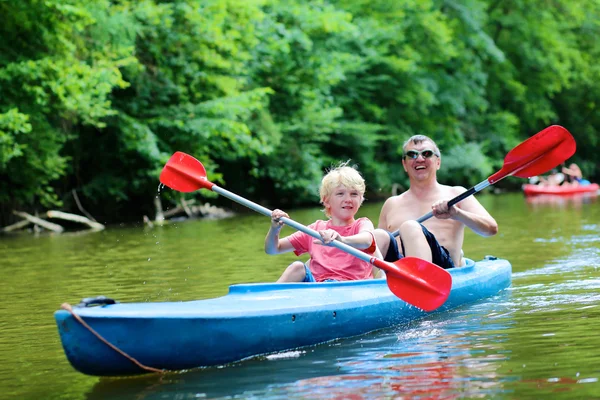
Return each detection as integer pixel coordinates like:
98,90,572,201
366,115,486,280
525,192,598,209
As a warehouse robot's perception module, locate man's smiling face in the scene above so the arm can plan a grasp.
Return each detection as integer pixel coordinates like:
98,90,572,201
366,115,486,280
402,140,441,179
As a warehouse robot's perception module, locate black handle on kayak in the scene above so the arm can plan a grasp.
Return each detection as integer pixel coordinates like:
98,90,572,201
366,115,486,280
76,296,118,308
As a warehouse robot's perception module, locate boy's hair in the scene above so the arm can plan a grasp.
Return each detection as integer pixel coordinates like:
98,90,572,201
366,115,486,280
402,134,441,158
319,161,365,217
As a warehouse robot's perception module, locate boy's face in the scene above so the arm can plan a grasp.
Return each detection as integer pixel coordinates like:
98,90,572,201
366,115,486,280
323,184,363,220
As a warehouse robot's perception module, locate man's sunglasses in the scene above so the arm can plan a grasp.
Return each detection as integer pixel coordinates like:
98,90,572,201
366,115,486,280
403,149,440,160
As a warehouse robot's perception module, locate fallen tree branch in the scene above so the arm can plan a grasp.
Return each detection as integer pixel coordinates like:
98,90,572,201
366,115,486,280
197,202,234,219
13,211,64,233
163,205,184,218
47,210,105,231
2,219,32,232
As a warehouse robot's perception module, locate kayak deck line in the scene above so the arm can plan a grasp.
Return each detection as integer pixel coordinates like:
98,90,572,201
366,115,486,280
55,257,511,376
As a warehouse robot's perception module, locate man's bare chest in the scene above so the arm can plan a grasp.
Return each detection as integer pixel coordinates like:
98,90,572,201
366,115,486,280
384,201,429,229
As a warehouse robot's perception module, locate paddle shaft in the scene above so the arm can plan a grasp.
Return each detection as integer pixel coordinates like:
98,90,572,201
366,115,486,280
212,186,378,264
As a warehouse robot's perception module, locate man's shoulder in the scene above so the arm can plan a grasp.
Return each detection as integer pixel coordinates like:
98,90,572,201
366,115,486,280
438,184,467,195
389,190,411,201
382,192,409,207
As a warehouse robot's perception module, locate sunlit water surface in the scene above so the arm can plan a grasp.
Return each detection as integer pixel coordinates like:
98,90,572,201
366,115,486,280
1,192,600,399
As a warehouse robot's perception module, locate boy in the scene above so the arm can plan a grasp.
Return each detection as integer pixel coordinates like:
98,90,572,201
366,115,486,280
265,162,380,282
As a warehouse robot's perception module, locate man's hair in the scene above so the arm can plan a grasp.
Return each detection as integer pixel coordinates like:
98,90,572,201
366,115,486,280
402,135,441,157
319,161,365,217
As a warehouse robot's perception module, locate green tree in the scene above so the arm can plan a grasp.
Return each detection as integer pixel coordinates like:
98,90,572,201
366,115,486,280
0,0,130,221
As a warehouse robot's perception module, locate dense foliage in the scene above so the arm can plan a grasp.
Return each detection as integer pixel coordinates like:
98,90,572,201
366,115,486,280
1,0,599,224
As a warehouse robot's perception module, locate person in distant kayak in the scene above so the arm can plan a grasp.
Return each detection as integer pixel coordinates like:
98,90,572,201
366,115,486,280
538,169,565,186
265,162,381,282
374,135,498,269
561,162,591,186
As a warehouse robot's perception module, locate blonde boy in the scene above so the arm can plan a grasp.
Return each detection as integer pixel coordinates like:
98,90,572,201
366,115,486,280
265,162,380,282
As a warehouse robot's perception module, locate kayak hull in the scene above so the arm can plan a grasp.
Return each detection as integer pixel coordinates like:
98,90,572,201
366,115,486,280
55,257,511,376
523,183,599,196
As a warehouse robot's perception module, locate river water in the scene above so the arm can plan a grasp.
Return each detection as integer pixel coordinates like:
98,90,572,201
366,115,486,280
1,192,599,399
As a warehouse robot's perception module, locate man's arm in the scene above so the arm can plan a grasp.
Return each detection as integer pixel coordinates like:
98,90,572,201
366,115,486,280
453,200,498,236
377,198,393,230
432,189,498,237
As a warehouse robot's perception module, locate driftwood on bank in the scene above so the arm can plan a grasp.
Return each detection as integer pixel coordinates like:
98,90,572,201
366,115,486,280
3,210,105,234
46,210,105,231
196,202,234,219
2,218,32,232
163,204,186,219
12,211,65,233
145,197,234,227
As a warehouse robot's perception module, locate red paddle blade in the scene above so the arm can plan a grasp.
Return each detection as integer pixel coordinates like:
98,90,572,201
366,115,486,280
374,257,452,312
489,125,576,184
513,138,575,178
159,152,214,192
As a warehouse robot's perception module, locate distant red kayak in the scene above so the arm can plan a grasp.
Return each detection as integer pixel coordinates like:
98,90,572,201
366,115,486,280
523,183,599,196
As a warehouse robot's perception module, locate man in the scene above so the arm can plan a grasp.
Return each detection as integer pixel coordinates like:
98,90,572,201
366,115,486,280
374,135,498,269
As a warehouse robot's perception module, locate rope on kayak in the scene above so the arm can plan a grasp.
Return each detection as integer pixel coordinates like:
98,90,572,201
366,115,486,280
60,303,164,374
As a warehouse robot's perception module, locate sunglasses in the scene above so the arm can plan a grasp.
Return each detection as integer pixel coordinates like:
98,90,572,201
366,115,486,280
403,149,440,160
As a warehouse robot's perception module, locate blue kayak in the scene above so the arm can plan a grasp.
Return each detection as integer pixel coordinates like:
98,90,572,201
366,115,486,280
54,256,511,376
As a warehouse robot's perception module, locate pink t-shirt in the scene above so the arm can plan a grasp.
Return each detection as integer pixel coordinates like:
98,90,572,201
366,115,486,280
286,217,375,282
